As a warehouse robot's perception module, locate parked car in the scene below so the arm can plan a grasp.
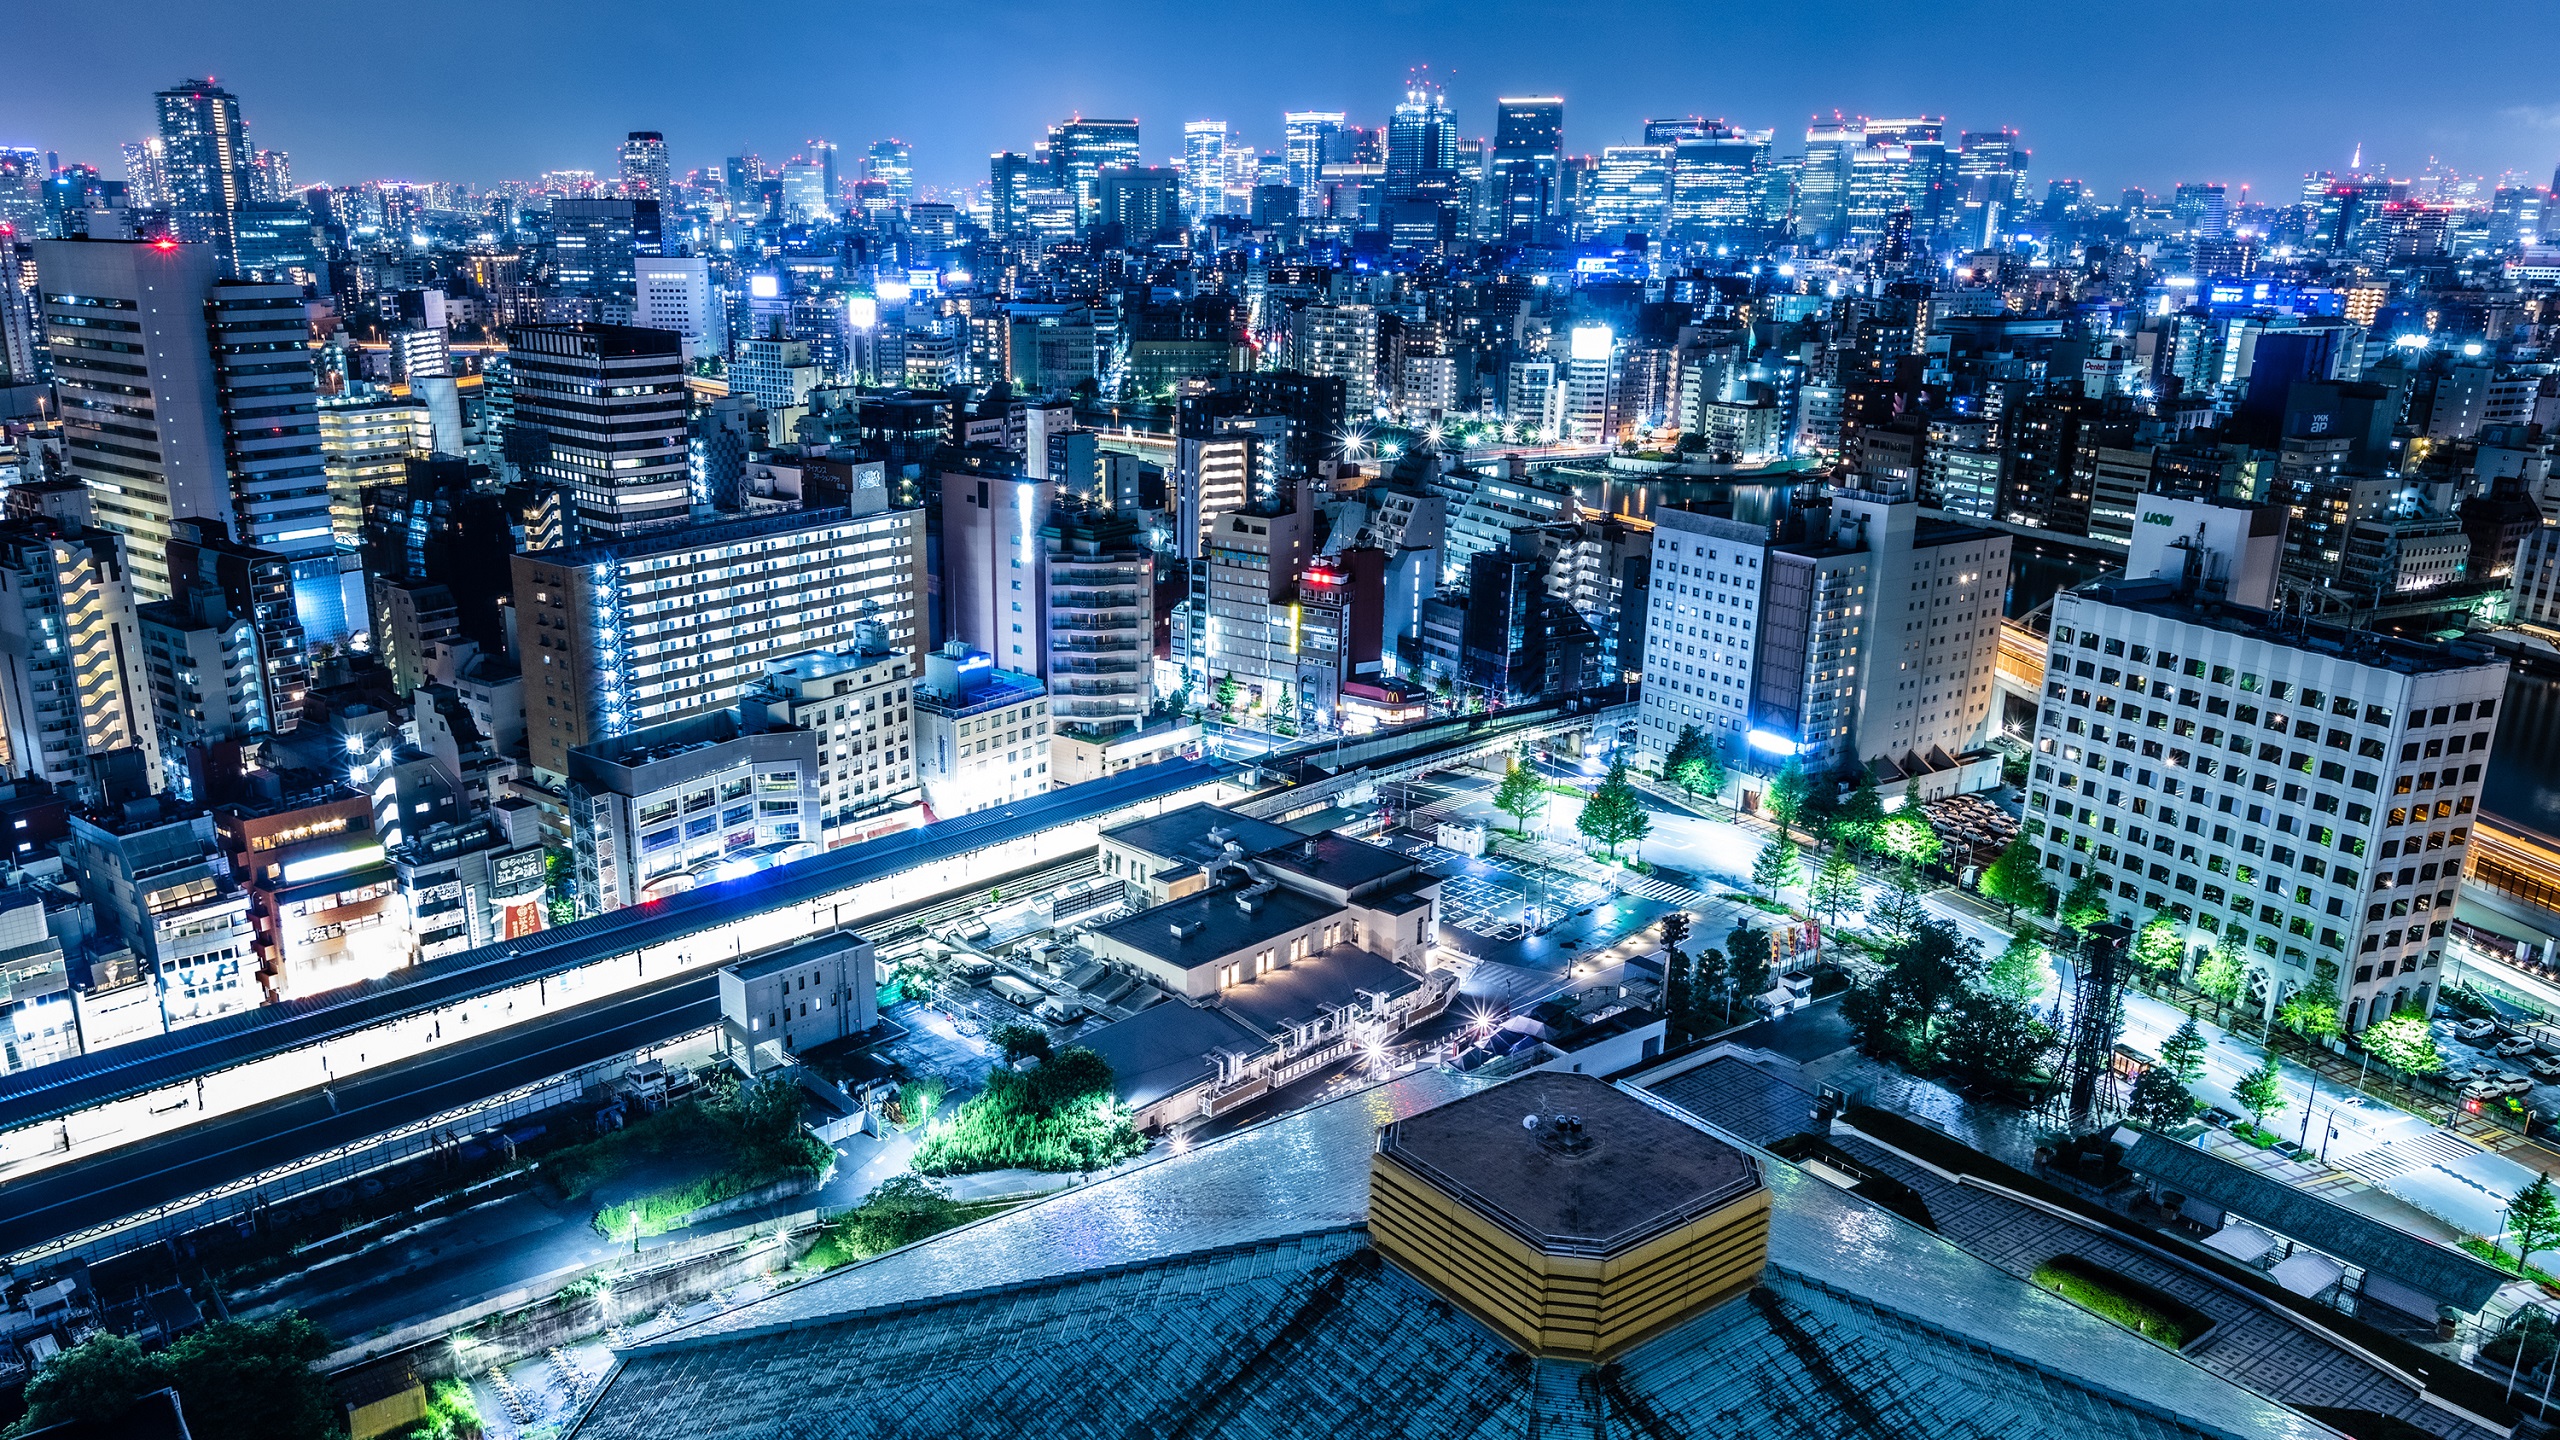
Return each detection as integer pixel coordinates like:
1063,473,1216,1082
2456,1019,2499,1041
2501,1075,2541,1098
2528,1057,2560,1083
2496,1036,2541,1059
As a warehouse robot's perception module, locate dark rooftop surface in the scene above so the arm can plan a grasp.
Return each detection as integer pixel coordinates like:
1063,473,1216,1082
1100,802,1301,866
2072,579,2507,677
1090,880,1336,966
1256,831,1418,896
1077,1000,1263,1110
1379,1071,1760,1254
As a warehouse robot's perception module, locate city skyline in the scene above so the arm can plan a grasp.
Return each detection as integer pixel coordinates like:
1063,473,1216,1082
5,0,2559,199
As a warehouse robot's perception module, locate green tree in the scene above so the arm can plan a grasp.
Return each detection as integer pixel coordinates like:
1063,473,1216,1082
9,1332,150,1436
1840,918,1981,1066
10,1316,345,1440
1832,771,1889,854
2277,990,2342,1040
2126,1063,2199,1130
1877,811,1944,870
2058,871,2112,934
1808,846,1861,926
2235,1053,2287,1133
1980,836,2055,921
1695,948,1733,1024
2130,914,2186,977
895,1075,949,1131
1668,738,1727,804
1576,759,1652,860
2158,1012,2208,1085
1984,933,2050,1006
2505,1173,2560,1276
990,1022,1053,1065
1493,755,1548,836
1659,911,1694,1041
1212,674,1241,718
1868,863,1929,946
1939,992,2059,1093
1724,926,1773,1015
2192,936,2246,1006
1661,723,1706,780
1751,836,1804,900
2362,1006,2445,1077
1764,760,1811,838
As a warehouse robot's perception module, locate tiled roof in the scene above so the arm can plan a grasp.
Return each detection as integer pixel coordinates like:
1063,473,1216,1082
567,1073,2338,1440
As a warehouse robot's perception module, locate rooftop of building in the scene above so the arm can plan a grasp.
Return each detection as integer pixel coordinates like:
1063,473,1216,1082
1091,878,1339,967
1100,802,1302,866
749,645,907,691
568,708,801,776
2068,578,2509,677
916,667,1045,718
1253,830,1419,897
1382,1072,1760,1255
562,1072,2337,1440
1076,999,1265,1111
527,506,860,569
726,931,866,983
1216,941,1422,1038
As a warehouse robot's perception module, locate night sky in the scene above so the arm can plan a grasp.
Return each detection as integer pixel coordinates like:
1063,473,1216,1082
7,0,2559,199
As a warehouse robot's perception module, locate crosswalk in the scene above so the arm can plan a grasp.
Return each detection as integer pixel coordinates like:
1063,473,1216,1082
2328,1125,2488,1185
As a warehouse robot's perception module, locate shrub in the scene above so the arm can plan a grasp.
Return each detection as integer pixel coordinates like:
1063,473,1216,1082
2030,1254,2208,1347
912,1047,1143,1176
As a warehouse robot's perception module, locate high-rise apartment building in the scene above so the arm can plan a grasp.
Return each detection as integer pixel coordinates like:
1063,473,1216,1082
1041,499,1153,739
512,505,925,775
319,394,430,546
0,519,160,798
206,280,330,572
155,79,250,271
1287,304,1378,424
505,322,690,540
618,131,670,196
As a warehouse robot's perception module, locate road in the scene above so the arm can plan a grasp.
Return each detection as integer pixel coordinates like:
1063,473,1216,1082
0,975,720,1259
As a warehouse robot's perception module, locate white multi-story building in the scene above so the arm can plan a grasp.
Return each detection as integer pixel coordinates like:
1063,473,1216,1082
915,643,1050,818
742,633,921,848
1833,488,2011,770
1564,325,1617,442
1288,304,1378,422
1505,359,1562,439
1638,510,1769,765
2025,512,2509,1031
567,707,823,914
635,255,721,363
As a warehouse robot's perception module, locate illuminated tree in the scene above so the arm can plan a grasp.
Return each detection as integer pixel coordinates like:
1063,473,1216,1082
1493,755,1548,836
1751,836,1804,899
2362,1006,2445,1078
1981,837,2055,922
2235,1053,2288,1133
1809,846,1861,926
1984,933,2050,1006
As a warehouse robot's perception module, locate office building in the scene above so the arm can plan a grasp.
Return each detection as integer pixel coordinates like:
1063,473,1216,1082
720,932,878,1073
864,139,914,209
513,505,925,776
205,280,331,585
1287,304,1378,424
34,238,230,601
388,804,548,963
2026,517,2509,1030
1639,509,1770,764
567,706,823,914
319,394,431,547
1200,499,1315,719
1588,146,1673,237
1042,498,1154,740
1831,489,2009,775
550,197,660,300
505,322,690,540
635,254,720,361
915,642,1050,818
1488,98,1563,238
66,797,255,1028
1563,324,1617,442
1182,121,1229,221
742,632,921,849
1050,119,1142,229
1669,125,1771,235
1283,112,1344,195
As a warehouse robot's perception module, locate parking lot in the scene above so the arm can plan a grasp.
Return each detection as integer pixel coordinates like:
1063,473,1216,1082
2431,1013,2560,1117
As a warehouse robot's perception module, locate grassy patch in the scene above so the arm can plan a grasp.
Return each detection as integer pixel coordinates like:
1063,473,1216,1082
2031,1254,2209,1347
800,1176,1020,1271
547,1072,832,1239
2460,1236,2560,1289
912,1047,1144,1176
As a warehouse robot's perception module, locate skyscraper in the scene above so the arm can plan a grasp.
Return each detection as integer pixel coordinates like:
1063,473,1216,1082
1049,119,1141,229
1489,97,1564,240
1182,121,1229,221
1589,147,1673,237
205,279,331,589
618,131,670,196
864,139,914,210
120,138,170,209
1385,81,1459,186
155,79,250,271
988,151,1037,235
551,197,661,299
1667,125,1770,236
1956,129,2031,246
1282,112,1344,196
